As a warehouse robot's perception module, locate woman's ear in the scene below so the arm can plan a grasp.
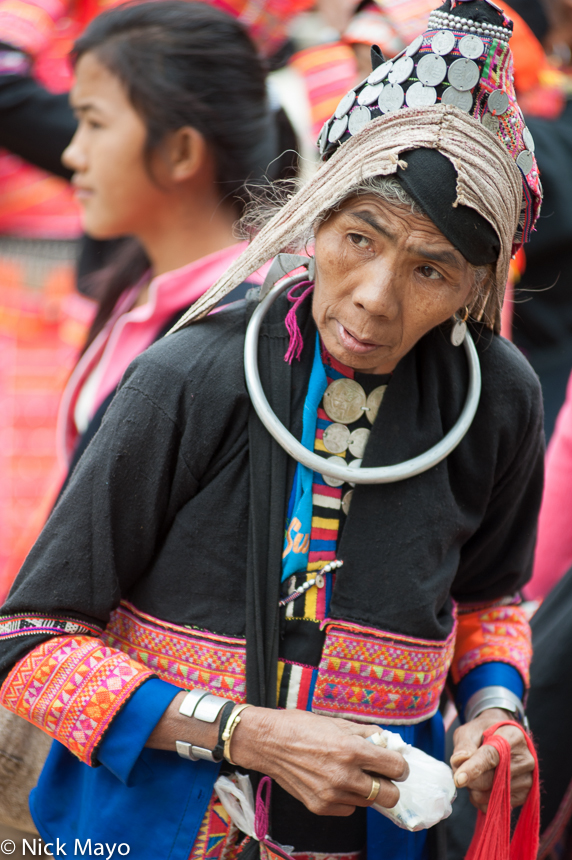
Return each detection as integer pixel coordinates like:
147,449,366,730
168,126,207,183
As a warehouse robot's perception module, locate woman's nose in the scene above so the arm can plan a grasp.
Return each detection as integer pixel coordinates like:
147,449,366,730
352,263,400,320
62,130,86,173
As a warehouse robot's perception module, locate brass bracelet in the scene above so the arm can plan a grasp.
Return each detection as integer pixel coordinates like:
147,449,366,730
222,703,252,765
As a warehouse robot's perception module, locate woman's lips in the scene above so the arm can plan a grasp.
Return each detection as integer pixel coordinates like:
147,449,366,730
73,185,94,201
336,321,382,355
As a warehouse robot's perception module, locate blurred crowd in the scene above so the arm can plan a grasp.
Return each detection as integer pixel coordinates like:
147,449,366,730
1,0,572,855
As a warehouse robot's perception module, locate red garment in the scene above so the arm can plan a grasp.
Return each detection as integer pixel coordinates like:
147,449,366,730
526,371,572,600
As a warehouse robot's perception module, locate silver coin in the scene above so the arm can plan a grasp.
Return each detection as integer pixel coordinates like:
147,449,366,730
348,105,372,135
318,121,329,154
366,385,388,425
406,35,424,57
358,82,384,106
323,378,367,424
328,115,348,143
447,58,480,91
335,90,356,119
487,89,509,115
406,81,437,107
341,489,353,516
417,53,447,86
441,85,473,111
458,34,485,59
378,82,405,113
322,423,350,454
482,112,500,133
523,126,535,152
431,29,456,56
516,149,534,175
348,427,371,458
388,55,414,84
368,60,393,85
348,458,363,488
322,455,347,488
450,319,467,347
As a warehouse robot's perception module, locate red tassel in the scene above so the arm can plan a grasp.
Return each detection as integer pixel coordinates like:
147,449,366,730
464,721,540,860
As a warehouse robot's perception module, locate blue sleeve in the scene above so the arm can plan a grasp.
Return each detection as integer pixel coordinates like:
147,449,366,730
454,662,524,723
97,678,181,785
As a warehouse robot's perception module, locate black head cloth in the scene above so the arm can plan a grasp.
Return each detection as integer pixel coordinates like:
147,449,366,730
396,147,500,265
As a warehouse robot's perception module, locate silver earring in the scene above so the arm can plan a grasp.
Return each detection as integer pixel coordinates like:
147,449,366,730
450,308,469,347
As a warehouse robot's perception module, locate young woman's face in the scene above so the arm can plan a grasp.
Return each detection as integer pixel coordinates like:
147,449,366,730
313,194,476,375
63,52,167,239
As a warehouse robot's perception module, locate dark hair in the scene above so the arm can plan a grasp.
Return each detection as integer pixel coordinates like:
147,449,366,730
74,0,299,349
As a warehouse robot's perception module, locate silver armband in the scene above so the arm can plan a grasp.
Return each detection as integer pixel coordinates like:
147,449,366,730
176,691,231,762
464,685,529,731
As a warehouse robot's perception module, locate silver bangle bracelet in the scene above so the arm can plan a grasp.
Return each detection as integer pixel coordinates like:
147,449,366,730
178,688,209,718
175,741,217,763
176,691,232,762
464,685,528,729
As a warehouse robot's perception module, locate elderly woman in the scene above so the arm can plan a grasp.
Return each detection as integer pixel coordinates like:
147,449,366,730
0,1,543,859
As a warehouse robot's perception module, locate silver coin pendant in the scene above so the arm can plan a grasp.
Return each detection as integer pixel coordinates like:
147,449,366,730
323,378,367,424
450,319,467,347
417,53,447,86
482,112,500,133
322,455,346,488
368,60,393,85
458,34,485,59
406,81,437,107
447,58,480,91
431,30,456,55
341,489,353,516
366,385,388,425
406,35,424,56
441,86,473,112
328,116,348,143
348,105,372,135
378,83,405,113
322,423,350,454
335,90,356,119
487,89,510,115
348,427,371,458
358,83,384,106
516,149,534,175
388,55,414,84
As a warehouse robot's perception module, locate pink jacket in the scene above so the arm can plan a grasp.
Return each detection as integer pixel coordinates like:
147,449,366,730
57,242,264,466
526,369,572,599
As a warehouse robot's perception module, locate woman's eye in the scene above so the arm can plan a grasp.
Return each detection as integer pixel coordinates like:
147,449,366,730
348,233,371,249
418,265,443,280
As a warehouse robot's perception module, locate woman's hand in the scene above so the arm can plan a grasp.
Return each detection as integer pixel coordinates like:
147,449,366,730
450,708,534,812
231,706,408,817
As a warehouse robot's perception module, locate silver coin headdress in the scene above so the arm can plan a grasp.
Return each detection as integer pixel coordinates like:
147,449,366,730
172,0,542,335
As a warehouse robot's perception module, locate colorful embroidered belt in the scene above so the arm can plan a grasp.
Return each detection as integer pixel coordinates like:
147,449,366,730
311,618,458,725
101,602,248,702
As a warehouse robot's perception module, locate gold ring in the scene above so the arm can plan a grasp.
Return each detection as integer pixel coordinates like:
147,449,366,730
366,777,380,803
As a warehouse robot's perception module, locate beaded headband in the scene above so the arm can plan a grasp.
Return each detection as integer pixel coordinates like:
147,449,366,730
318,0,542,253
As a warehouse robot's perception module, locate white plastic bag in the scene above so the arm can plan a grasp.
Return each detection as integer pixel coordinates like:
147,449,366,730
367,729,456,832
214,772,257,837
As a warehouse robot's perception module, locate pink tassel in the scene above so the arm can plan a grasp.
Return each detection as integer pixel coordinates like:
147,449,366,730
284,281,314,364
254,776,272,841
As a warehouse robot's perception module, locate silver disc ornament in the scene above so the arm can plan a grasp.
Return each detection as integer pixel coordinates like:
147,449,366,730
322,455,346,488
441,86,473,111
516,150,534,175
348,428,371,458
523,127,535,152
406,35,424,56
358,82,384,106
365,385,387,425
406,81,437,107
417,53,447,86
447,58,480,91
431,30,456,56
322,423,350,455
323,378,367,424
335,90,356,119
368,60,393,85
328,115,348,143
487,89,509,114
342,489,353,516
388,55,414,84
458,34,485,59
318,121,329,154
378,83,405,113
348,106,372,135
450,318,467,347
482,112,500,133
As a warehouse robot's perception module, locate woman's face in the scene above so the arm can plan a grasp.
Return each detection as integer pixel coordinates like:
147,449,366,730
313,194,476,374
63,52,168,239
